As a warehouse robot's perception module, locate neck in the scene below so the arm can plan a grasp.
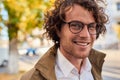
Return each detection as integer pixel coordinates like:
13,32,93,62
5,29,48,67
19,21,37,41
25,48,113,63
59,47,84,73
69,58,83,74
61,51,83,73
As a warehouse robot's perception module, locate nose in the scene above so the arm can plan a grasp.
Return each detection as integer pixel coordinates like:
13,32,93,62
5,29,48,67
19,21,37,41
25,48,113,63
79,25,90,37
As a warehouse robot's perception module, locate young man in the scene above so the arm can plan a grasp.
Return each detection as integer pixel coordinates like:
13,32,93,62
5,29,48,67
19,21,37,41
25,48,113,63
21,0,108,80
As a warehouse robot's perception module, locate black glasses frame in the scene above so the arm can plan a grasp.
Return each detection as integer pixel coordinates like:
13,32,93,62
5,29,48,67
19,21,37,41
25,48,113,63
63,20,98,35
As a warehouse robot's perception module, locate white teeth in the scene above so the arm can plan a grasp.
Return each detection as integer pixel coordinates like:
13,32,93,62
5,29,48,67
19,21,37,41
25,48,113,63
76,42,88,46
73,41,89,46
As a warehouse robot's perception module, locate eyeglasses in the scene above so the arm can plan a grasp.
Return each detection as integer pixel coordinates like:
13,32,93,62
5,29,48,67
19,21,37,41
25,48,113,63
63,21,98,35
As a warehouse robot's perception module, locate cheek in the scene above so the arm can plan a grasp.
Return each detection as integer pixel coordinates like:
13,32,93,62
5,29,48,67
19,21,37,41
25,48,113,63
60,33,71,43
59,26,72,38
59,32,73,45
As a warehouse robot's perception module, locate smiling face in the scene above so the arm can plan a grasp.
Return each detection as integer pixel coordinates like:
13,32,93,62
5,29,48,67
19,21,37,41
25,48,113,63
58,4,96,60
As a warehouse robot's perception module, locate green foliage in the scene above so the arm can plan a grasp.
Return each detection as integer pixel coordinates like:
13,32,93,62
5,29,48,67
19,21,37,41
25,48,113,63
0,15,2,22
2,0,54,40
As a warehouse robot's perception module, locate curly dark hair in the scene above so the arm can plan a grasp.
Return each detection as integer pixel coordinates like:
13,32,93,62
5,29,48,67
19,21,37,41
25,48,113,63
44,0,108,44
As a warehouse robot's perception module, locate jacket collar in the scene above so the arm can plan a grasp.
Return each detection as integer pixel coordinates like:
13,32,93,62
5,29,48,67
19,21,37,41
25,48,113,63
35,44,58,80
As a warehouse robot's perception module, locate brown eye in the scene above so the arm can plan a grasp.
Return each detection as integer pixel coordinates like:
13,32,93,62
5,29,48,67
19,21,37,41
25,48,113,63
88,23,96,29
69,21,83,30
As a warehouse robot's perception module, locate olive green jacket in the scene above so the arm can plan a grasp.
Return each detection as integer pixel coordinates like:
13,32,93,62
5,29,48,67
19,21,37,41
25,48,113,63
20,44,106,80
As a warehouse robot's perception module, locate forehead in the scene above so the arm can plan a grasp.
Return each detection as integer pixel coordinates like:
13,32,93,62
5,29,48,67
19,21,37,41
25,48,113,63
65,4,95,23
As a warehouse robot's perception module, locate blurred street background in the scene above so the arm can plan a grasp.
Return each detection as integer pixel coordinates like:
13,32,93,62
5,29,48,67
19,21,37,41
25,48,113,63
0,0,120,80
0,48,120,80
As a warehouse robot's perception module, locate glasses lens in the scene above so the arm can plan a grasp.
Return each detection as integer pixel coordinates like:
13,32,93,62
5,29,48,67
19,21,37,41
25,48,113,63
69,21,83,34
88,23,97,35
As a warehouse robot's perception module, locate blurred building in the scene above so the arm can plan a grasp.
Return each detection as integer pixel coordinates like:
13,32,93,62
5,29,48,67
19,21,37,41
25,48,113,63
94,0,120,49
111,0,120,22
108,0,120,49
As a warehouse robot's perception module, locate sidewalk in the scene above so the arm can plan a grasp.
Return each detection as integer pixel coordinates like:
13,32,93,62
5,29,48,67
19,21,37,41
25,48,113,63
0,55,40,80
101,50,120,80
0,72,24,80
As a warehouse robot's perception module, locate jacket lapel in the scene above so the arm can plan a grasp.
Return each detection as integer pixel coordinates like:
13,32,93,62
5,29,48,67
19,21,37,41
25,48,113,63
35,45,57,80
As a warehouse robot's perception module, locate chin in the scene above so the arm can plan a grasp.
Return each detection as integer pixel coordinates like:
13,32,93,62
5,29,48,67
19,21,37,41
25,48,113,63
76,51,90,59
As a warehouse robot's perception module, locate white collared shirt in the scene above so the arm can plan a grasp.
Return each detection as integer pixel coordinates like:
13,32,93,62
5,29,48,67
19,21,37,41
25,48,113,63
55,48,94,80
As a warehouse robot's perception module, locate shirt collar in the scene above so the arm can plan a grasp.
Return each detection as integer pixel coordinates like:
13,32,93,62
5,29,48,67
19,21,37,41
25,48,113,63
56,48,92,76
80,57,92,73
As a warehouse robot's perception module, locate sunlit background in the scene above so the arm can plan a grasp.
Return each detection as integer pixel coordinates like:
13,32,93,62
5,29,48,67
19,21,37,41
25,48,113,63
0,0,120,80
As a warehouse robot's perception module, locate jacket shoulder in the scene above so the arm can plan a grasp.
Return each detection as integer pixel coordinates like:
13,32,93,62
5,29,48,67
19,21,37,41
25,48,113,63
89,49,106,72
20,68,47,80
20,68,35,80
90,49,106,59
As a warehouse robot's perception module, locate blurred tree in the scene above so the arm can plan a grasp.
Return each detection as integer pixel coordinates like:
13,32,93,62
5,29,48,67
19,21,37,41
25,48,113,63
2,0,54,74
0,5,2,44
0,2,4,37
